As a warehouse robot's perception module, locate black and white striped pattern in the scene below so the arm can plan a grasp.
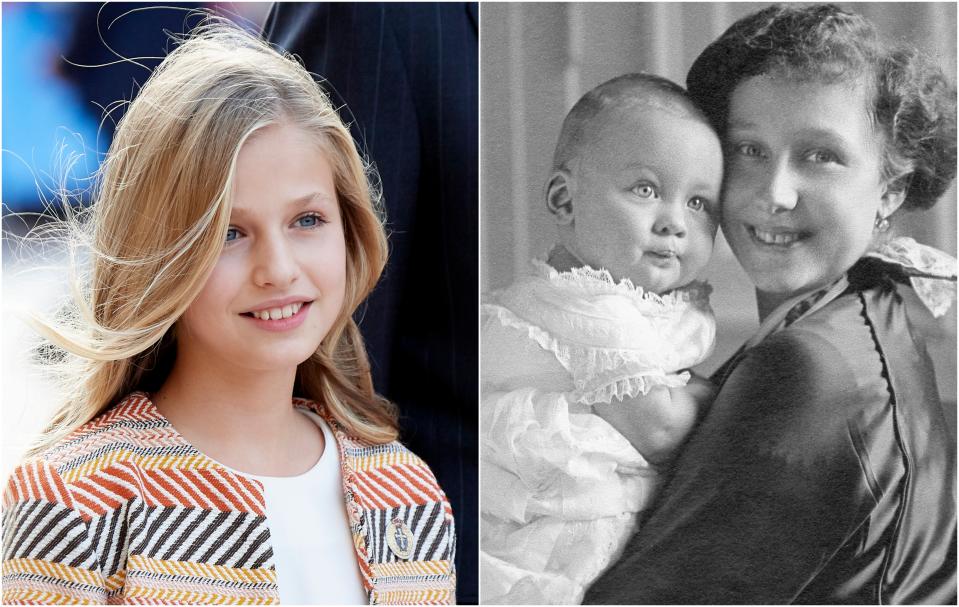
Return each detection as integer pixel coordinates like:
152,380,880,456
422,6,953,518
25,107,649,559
128,505,275,569
3,499,98,569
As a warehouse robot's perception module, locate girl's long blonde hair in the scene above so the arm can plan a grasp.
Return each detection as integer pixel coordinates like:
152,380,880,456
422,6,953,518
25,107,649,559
26,20,397,456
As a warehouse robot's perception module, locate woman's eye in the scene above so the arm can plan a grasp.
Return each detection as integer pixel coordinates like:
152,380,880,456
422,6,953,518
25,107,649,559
295,213,325,228
631,183,658,199
687,197,706,212
225,227,240,242
736,143,763,158
805,149,839,164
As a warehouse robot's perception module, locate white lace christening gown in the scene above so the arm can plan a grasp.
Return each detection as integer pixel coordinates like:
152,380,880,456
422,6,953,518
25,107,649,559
480,261,716,604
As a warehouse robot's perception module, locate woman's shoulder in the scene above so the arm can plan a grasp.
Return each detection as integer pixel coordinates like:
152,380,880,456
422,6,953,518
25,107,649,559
726,279,941,442
723,297,890,441
759,289,893,393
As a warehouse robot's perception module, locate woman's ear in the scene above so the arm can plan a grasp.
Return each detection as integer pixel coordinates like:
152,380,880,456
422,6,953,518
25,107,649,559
878,185,907,219
546,170,574,225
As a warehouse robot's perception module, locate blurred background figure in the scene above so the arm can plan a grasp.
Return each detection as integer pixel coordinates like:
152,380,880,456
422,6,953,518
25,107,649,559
2,2,268,217
481,2,956,432
265,4,478,602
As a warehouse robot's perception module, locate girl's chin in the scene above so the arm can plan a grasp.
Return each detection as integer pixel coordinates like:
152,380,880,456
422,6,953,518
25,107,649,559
242,344,323,371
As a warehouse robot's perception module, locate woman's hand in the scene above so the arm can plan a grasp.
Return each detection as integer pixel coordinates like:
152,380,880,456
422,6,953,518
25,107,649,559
683,373,719,414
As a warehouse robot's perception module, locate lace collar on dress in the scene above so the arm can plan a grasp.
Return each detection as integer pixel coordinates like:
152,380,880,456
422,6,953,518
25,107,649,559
530,258,713,310
862,236,957,317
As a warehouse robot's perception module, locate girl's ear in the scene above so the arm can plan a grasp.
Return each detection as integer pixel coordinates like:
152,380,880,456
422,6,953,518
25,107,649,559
546,170,574,225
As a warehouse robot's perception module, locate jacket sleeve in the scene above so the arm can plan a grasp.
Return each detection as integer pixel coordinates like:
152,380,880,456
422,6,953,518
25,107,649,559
583,328,880,604
2,459,108,604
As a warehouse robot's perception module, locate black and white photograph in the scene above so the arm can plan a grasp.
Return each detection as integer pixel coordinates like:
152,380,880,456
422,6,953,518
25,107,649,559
1,1,957,605
2,2,476,604
480,2,957,604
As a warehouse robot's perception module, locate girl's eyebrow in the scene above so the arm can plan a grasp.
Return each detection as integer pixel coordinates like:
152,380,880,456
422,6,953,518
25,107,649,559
289,191,334,207
231,192,334,219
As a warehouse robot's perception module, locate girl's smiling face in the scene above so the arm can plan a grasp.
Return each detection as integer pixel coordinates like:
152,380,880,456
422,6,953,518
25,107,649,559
177,121,347,373
721,76,904,308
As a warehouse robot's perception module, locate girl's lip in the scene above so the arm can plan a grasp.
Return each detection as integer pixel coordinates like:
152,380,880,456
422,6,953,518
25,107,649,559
241,301,311,332
244,296,313,313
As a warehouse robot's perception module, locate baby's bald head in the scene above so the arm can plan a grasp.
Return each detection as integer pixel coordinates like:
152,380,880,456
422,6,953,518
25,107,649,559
552,73,707,172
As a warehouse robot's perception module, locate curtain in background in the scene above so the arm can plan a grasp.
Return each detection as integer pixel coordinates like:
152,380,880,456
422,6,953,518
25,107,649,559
481,2,957,406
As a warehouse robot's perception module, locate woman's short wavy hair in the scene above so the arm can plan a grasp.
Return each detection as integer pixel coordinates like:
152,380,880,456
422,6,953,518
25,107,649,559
687,3,957,211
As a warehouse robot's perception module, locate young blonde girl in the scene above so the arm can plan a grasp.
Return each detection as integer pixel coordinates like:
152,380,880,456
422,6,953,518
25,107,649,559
3,21,455,605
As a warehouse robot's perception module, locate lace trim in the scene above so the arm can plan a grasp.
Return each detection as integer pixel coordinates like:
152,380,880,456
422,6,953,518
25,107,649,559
484,304,689,405
531,259,713,311
865,236,957,317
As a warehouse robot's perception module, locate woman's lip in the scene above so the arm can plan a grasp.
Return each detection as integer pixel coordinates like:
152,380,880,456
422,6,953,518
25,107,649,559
242,301,311,332
747,225,808,247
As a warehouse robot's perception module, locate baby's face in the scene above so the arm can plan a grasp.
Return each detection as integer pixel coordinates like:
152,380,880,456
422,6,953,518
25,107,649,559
567,105,722,293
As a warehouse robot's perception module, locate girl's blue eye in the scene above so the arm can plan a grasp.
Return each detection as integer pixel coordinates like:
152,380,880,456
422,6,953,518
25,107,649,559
295,213,325,228
631,183,658,199
225,227,240,242
687,197,706,212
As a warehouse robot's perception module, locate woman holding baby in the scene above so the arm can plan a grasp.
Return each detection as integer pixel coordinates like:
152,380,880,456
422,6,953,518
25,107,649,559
585,4,956,604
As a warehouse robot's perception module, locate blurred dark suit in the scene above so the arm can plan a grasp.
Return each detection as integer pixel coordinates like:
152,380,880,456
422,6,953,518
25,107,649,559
264,3,478,603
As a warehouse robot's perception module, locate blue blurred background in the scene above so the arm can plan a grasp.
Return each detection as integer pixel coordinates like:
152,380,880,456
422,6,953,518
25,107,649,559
2,2,270,217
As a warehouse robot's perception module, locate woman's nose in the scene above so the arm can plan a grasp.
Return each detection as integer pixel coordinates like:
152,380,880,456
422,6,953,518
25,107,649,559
252,235,300,287
652,201,687,237
759,159,799,213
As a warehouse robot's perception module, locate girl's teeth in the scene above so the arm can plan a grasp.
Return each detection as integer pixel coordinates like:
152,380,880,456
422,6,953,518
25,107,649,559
252,303,304,320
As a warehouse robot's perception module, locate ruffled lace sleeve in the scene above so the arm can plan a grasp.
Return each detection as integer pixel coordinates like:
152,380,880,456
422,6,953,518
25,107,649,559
483,261,716,405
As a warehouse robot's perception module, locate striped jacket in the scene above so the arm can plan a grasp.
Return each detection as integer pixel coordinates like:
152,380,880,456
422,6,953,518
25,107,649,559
2,392,456,604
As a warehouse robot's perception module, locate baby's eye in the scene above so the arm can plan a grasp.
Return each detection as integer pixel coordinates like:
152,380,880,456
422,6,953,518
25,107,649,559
225,227,241,242
687,197,707,212
295,213,326,228
804,149,839,164
630,183,658,199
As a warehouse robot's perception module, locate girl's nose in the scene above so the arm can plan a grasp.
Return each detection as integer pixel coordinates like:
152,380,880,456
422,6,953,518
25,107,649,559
652,201,687,237
252,235,300,288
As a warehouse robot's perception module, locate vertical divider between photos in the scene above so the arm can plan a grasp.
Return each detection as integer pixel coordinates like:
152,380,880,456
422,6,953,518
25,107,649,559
507,3,530,284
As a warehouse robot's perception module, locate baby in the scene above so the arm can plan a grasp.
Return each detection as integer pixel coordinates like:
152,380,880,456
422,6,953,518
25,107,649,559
481,74,723,604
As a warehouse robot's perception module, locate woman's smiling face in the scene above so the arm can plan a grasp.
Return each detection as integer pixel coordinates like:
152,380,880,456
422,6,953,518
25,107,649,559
721,76,903,307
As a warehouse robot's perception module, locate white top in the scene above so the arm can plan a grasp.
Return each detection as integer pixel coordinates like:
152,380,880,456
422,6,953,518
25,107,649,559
238,410,367,605
480,260,716,604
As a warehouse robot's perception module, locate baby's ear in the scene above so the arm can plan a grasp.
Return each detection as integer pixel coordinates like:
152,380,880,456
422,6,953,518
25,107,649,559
546,170,574,225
